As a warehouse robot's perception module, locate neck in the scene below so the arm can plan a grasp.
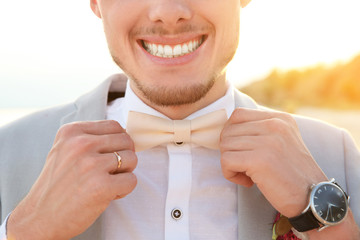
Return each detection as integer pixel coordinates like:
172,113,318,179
130,77,228,120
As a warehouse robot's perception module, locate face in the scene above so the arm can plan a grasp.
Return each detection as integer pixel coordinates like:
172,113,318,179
91,0,242,107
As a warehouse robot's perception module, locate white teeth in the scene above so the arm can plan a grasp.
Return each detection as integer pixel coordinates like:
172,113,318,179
157,45,164,56
188,41,193,52
152,44,157,55
181,44,188,53
142,37,204,58
164,45,173,57
173,45,182,56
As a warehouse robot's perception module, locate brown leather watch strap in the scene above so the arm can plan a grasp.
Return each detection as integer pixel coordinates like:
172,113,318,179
288,209,320,232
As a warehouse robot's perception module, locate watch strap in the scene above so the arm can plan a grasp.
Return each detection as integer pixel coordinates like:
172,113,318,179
288,209,320,232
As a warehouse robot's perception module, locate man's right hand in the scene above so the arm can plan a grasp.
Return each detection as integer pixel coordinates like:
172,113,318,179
7,120,138,240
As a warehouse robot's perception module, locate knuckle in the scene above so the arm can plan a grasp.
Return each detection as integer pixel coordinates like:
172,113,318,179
219,137,226,149
220,127,231,141
282,112,295,123
231,108,244,122
57,122,79,138
219,138,230,152
265,118,287,133
106,120,123,130
219,129,226,140
121,133,135,150
279,112,297,127
131,153,138,169
119,173,138,197
128,173,138,190
221,170,232,181
72,135,96,152
120,132,131,142
220,152,233,169
123,151,138,172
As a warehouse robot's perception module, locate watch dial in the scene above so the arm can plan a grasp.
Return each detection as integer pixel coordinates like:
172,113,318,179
312,183,348,223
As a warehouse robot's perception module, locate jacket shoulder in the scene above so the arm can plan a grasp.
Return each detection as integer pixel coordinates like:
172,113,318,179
0,103,76,147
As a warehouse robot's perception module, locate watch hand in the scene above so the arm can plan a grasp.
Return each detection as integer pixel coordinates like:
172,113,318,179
329,206,334,221
325,204,331,220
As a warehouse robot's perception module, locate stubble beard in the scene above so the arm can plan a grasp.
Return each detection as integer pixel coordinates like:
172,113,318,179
112,54,234,107
113,55,230,107
131,77,216,107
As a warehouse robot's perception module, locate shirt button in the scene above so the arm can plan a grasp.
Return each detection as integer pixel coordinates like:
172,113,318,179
171,208,182,220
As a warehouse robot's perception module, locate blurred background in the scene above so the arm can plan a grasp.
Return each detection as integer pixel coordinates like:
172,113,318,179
1,0,360,145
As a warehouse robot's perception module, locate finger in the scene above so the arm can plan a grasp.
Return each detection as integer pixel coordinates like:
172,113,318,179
101,150,138,174
227,108,274,125
96,132,135,153
220,135,267,152
56,120,125,140
224,171,254,187
60,132,134,156
221,120,271,139
227,108,294,126
221,151,254,187
80,120,125,135
109,172,137,199
221,150,252,171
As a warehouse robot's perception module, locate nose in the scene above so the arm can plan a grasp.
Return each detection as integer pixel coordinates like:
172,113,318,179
148,0,192,26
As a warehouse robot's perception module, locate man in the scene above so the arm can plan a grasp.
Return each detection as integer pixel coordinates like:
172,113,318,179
0,0,359,239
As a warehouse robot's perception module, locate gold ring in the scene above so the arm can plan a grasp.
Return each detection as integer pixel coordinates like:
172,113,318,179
114,152,122,169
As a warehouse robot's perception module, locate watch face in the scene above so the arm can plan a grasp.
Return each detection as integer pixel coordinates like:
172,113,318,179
310,182,348,225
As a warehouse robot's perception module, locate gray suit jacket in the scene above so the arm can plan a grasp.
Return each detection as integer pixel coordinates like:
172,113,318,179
1,74,359,239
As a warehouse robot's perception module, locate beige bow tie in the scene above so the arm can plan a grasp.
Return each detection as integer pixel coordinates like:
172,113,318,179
126,109,228,152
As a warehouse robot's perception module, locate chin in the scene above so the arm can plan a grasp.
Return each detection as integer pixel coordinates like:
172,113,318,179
131,73,216,107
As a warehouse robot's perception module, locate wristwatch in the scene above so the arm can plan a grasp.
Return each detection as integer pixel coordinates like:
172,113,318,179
288,178,350,232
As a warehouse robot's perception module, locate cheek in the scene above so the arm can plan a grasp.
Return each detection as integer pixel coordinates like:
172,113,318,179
219,2,241,40
213,13,240,58
198,0,240,43
101,3,142,53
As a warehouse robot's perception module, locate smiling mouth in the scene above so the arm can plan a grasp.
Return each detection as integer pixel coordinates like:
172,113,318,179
141,35,206,58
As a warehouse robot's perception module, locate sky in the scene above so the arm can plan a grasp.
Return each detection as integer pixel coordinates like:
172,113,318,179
1,0,360,108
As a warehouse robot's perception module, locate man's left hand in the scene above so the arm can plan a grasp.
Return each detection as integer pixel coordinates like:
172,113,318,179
220,107,327,217
220,108,360,239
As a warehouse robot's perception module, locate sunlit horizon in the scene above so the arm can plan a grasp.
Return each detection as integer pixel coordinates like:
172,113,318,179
1,0,360,108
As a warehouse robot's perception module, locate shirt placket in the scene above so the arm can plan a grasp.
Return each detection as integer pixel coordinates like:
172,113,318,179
164,143,192,240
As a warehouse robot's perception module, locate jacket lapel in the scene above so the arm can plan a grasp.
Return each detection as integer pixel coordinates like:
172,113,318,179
61,74,128,125
233,89,277,239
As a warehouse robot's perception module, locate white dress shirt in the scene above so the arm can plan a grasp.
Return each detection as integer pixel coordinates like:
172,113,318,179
0,83,238,240
103,83,238,240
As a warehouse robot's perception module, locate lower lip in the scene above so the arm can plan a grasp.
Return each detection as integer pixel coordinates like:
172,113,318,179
138,40,206,66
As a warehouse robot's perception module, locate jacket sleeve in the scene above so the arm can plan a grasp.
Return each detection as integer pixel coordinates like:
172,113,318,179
343,129,360,226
